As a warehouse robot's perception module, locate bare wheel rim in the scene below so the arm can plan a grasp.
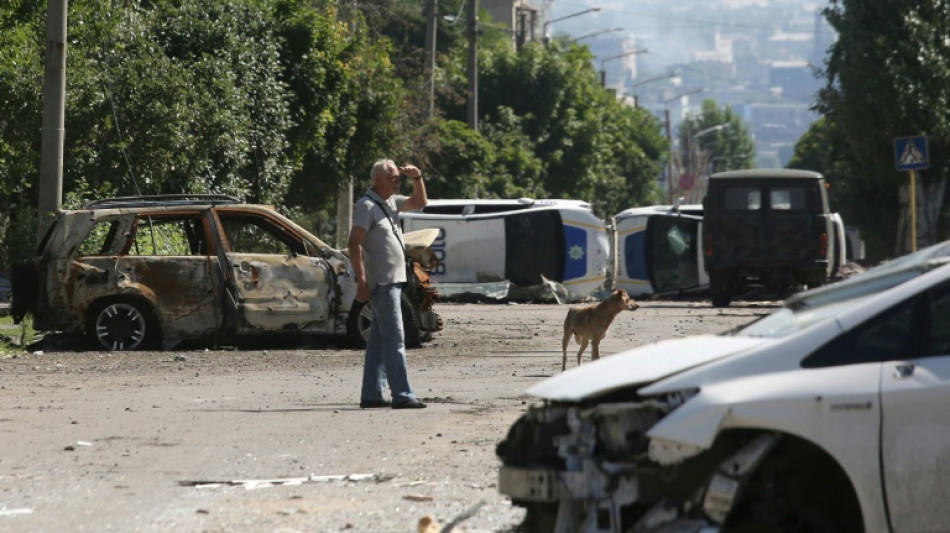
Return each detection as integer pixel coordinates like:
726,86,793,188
357,302,373,342
95,302,147,350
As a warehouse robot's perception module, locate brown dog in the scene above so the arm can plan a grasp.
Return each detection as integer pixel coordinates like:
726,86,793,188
562,288,638,371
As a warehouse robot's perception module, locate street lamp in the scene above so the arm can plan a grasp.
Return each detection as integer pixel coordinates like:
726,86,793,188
661,88,703,199
543,7,601,43
600,48,648,87
683,123,730,203
571,27,623,43
628,71,680,107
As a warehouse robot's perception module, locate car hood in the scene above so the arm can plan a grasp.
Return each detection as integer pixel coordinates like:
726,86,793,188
527,335,767,402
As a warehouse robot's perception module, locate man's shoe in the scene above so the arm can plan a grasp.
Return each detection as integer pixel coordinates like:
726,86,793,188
392,400,427,409
359,400,392,409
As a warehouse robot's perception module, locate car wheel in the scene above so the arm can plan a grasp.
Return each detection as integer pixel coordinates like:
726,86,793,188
345,294,422,349
346,300,371,349
88,300,158,351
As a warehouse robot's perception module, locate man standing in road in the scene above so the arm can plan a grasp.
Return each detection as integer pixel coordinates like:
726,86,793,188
348,159,428,409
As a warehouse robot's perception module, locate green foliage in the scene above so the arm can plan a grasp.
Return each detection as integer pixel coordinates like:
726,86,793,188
818,0,950,258
434,37,667,217
0,205,37,270
277,0,404,211
676,99,756,175
0,313,34,357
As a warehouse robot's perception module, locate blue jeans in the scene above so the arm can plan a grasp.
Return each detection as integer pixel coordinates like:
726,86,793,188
360,283,416,404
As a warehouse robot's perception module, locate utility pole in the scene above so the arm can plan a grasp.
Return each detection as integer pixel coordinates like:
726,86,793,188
665,108,673,201
466,0,478,130
38,0,68,243
335,0,357,249
424,0,438,119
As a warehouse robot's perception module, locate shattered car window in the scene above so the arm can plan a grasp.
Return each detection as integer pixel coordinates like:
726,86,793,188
78,220,120,256
219,214,293,255
132,216,204,256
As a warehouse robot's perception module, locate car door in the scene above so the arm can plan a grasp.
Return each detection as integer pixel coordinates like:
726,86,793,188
646,214,704,294
880,285,950,531
215,211,333,334
69,213,219,342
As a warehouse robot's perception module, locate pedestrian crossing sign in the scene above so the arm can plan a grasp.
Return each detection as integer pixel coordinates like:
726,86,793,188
894,135,929,171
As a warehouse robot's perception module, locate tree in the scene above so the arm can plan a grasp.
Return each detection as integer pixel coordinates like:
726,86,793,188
673,99,756,202
787,117,856,217
434,36,667,217
0,0,405,267
818,1,950,258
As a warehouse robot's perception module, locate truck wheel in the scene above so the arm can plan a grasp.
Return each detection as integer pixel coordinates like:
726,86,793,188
345,294,421,349
710,274,733,307
87,299,159,351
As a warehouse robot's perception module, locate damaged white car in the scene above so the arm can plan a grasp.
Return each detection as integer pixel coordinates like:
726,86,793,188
497,240,950,532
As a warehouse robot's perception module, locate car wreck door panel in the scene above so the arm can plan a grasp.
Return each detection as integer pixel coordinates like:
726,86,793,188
123,215,219,340
66,214,219,341
227,253,331,332
110,256,219,339
216,212,332,334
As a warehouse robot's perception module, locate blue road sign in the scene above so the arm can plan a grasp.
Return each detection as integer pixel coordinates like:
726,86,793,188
894,135,929,171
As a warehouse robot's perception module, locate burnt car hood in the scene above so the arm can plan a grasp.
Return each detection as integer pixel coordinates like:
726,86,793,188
527,335,767,402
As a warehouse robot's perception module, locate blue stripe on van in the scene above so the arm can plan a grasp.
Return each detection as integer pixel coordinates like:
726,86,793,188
563,225,587,280
625,232,648,281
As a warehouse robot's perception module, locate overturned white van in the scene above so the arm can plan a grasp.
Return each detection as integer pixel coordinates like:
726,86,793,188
612,202,707,297
399,198,610,299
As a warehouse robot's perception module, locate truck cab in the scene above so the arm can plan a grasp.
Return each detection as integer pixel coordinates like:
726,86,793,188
702,169,835,306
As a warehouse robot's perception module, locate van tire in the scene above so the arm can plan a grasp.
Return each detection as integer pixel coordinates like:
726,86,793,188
710,273,733,307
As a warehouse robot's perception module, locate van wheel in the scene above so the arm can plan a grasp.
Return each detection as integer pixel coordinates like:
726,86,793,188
87,299,159,351
346,294,421,349
710,274,733,307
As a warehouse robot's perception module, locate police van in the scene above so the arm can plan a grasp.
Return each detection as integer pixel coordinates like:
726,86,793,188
398,198,609,299
612,201,707,297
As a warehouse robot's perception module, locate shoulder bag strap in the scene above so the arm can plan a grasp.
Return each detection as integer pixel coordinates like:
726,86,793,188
363,195,405,250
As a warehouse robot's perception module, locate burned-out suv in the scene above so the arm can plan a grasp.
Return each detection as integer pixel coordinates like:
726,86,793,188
702,169,836,306
12,195,441,350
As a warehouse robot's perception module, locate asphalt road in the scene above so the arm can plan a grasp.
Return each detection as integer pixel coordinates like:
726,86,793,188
0,299,775,532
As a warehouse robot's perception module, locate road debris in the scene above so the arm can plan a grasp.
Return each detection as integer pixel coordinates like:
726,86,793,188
179,473,384,489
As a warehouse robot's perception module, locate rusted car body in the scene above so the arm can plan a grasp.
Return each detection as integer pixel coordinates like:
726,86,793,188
12,195,441,350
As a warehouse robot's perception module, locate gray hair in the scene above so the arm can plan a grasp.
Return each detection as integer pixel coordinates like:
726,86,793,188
370,159,396,181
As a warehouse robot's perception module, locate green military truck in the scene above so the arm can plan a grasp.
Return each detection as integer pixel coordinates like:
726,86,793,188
702,169,836,307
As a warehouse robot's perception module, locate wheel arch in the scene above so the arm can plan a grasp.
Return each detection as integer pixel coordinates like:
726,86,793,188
714,429,865,531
